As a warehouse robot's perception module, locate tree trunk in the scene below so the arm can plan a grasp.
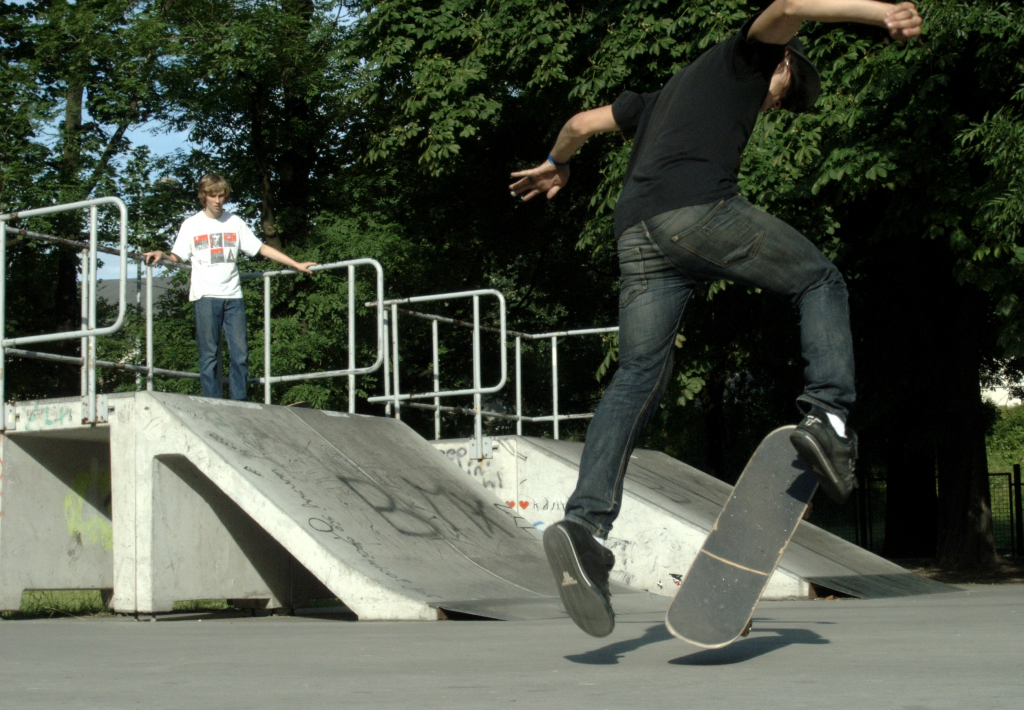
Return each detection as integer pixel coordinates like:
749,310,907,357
248,82,280,247
700,374,729,482
935,285,997,569
883,438,937,558
55,82,86,394
276,0,317,240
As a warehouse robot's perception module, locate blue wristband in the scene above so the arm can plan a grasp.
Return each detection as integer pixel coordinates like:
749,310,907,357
547,153,570,167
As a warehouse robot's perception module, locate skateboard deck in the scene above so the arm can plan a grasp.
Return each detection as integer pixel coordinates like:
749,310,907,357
665,426,817,648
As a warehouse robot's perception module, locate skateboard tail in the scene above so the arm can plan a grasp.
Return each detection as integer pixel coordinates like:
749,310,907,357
664,549,771,648
665,618,751,649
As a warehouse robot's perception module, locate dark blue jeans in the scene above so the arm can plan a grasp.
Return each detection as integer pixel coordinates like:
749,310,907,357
194,297,249,401
565,195,855,537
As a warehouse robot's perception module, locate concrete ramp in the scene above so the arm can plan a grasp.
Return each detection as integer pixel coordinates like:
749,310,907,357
110,393,664,620
434,436,951,600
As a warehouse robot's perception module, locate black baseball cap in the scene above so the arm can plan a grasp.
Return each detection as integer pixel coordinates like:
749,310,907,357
783,37,822,113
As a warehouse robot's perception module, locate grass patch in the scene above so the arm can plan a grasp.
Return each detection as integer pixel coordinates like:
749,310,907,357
1,589,110,620
1,593,246,620
171,599,231,612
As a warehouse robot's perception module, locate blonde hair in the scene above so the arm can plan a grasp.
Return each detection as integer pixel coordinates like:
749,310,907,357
196,174,231,206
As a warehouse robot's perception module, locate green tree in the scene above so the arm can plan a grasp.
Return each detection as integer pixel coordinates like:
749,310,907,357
1,0,169,396
343,0,1024,568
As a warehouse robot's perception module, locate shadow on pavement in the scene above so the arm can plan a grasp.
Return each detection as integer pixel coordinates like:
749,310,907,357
565,623,831,666
670,627,829,665
565,624,674,665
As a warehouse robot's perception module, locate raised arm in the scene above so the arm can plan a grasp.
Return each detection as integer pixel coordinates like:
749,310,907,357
749,0,922,46
510,105,620,202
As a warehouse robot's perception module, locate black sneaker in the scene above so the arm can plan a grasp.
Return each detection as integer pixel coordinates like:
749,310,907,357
790,408,859,504
542,520,615,637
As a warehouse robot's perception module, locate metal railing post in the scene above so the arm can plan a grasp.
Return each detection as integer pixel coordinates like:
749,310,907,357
80,248,88,396
86,206,98,423
432,319,440,440
1,198,129,351
383,308,391,416
515,336,522,436
1014,463,1023,557
473,295,482,455
0,221,5,412
145,264,154,391
391,303,401,419
247,259,385,394
348,264,356,413
264,274,272,404
551,335,559,440
366,290,507,439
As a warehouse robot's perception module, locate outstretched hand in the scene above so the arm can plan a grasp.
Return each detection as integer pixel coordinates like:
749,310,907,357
885,2,922,41
509,161,570,202
293,261,317,275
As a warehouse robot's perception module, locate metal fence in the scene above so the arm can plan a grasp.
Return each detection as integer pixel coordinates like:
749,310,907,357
365,297,615,459
366,291,507,460
247,261,384,409
1,198,129,424
7,200,1024,557
0,198,385,425
807,470,1024,556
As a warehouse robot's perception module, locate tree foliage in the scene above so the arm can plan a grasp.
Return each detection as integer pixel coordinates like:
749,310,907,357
4,0,1024,568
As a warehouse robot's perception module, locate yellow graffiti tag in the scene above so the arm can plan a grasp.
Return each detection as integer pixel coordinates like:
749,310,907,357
64,469,113,551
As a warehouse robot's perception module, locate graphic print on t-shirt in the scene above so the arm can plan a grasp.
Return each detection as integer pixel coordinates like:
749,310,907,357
192,232,239,265
173,212,262,301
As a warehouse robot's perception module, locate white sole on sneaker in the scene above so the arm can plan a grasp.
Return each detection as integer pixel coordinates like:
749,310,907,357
542,524,614,637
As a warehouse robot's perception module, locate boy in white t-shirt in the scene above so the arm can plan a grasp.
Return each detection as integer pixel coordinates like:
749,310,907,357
144,174,316,400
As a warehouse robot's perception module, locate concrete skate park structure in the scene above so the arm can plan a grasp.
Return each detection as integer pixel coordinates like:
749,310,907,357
432,436,948,600
0,197,949,623
0,391,947,621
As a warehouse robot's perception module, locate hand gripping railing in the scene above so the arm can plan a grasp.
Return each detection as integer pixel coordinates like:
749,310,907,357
366,290,506,458
0,197,130,424
242,259,385,408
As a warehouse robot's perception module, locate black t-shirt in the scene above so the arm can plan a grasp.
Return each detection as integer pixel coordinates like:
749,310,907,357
611,15,785,236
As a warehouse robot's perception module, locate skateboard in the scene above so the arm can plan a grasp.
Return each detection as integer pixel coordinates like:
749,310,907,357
665,426,817,648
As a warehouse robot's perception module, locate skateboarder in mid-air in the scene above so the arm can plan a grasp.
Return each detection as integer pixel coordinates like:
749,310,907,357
509,0,923,637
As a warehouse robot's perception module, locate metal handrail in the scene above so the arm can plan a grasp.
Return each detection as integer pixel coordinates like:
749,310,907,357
364,296,615,450
0,197,129,423
241,259,385,408
366,290,507,457
0,200,385,417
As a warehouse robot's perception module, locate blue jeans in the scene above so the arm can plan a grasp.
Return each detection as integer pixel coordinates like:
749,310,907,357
194,297,249,401
565,195,855,537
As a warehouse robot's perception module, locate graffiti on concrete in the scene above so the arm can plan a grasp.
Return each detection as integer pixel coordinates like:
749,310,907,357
22,403,75,431
63,466,113,552
439,446,504,489
158,396,550,599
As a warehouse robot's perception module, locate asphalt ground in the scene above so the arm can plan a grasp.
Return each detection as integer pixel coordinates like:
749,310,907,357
1,584,1021,710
